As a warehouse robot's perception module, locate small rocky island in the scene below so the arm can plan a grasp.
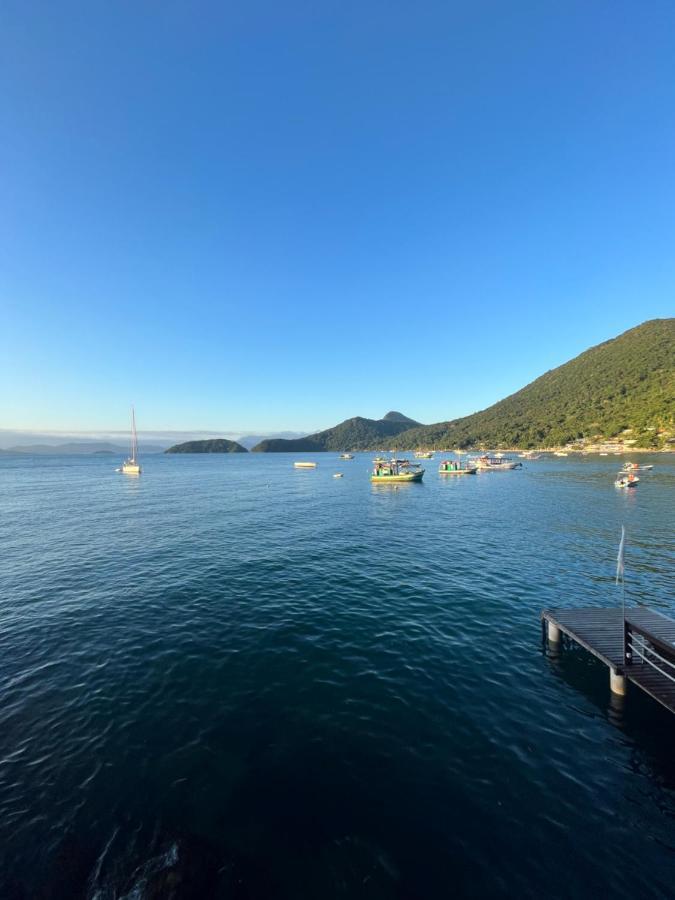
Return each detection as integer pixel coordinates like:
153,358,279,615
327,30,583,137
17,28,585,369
165,439,248,454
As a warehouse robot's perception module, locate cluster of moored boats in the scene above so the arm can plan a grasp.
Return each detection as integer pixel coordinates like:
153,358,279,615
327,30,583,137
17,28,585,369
292,453,658,487
369,453,523,482
293,452,526,482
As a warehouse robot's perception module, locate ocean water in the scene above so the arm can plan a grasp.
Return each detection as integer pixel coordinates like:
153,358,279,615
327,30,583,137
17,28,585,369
1,451,674,899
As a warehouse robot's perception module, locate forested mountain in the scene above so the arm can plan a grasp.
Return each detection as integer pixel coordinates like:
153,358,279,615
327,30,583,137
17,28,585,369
165,439,248,453
251,412,421,452
392,319,674,450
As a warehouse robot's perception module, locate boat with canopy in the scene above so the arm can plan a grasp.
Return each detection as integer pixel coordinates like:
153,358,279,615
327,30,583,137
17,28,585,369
439,449,477,475
370,458,424,483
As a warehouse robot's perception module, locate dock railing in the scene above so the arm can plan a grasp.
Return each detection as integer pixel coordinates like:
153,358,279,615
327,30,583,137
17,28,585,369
624,618,675,685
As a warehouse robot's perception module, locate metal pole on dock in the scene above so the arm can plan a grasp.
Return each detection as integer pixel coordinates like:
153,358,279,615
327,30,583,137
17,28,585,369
612,526,627,696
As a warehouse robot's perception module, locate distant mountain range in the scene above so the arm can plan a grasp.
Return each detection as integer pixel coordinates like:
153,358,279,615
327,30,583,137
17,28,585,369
0,431,307,454
251,412,421,452
165,439,248,454
4,441,166,455
236,431,306,450
4,321,671,457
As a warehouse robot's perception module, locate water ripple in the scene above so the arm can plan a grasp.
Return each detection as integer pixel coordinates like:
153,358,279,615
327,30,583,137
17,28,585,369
0,452,673,897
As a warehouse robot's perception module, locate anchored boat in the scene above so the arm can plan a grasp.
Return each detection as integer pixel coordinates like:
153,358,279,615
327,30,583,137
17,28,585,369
371,458,424,483
294,461,317,468
472,454,522,470
414,451,434,459
340,453,354,460
120,407,141,475
439,459,477,475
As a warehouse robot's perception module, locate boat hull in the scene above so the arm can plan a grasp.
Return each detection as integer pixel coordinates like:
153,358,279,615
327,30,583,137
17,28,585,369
294,462,317,468
439,467,477,475
121,463,141,475
371,472,424,483
475,463,520,470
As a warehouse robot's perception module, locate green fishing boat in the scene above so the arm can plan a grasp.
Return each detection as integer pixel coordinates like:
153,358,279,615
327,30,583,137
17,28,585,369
439,459,477,475
370,458,424,483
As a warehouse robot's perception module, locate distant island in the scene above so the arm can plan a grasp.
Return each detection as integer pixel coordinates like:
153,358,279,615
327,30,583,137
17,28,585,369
3,441,166,455
165,439,248,454
251,411,421,452
252,320,674,452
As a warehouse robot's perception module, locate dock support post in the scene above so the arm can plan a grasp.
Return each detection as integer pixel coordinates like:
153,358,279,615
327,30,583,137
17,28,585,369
609,668,626,696
547,621,561,644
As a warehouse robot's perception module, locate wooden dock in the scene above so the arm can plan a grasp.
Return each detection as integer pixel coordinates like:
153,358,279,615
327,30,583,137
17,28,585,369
542,606,675,714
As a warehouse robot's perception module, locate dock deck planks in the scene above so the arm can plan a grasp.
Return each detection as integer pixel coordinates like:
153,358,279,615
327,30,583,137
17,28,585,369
542,606,675,715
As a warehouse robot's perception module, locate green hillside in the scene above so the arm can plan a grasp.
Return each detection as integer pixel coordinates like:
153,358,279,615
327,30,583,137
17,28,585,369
392,319,674,450
251,412,421,452
165,439,248,453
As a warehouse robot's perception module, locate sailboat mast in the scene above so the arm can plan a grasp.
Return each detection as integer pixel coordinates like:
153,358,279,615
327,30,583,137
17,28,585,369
131,406,137,461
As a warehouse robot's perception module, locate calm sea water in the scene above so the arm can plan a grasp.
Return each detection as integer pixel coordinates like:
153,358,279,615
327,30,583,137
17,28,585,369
1,452,674,898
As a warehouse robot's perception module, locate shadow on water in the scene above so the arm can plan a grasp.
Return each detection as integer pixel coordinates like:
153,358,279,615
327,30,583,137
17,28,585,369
544,638,675,793
22,703,493,900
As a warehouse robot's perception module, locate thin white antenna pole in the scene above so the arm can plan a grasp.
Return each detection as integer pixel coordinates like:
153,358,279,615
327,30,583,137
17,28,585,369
617,525,626,662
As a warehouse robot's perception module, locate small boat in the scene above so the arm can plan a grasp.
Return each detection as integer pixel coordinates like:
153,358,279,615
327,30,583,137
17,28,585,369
518,451,541,460
599,452,608,456
371,458,424,483
472,454,522,470
333,473,343,478
414,451,434,459
615,472,639,488
294,461,317,468
553,451,569,457
622,462,653,472
340,453,354,460
121,407,141,475
439,460,477,475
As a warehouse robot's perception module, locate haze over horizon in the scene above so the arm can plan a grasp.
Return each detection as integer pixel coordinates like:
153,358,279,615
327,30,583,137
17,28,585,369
3,2,675,432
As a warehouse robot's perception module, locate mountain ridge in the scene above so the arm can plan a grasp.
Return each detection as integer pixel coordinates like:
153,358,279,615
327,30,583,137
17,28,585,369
251,413,422,452
391,319,674,450
253,319,673,453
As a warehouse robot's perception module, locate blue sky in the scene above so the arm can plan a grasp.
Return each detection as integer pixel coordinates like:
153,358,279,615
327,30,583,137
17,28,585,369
2,1,674,433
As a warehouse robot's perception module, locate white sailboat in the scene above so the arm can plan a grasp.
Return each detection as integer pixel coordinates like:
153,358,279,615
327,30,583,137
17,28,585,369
121,407,141,475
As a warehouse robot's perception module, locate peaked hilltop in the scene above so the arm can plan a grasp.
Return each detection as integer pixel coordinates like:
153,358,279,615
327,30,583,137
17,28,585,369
392,319,674,451
381,411,419,424
251,412,422,452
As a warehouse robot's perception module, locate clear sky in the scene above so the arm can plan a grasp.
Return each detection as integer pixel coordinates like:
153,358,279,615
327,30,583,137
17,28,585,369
2,1,674,434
